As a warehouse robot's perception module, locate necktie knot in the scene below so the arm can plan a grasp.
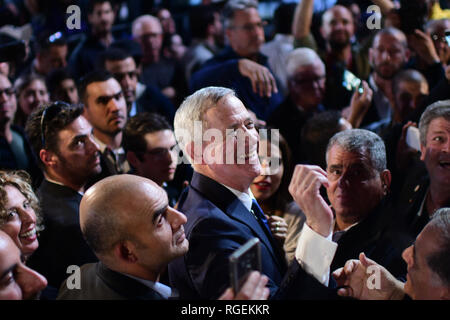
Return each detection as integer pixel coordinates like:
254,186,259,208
251,199,271,235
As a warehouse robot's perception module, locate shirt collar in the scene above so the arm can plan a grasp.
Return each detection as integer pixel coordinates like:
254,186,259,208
92,135,125,155
221,184,254,212
124,273,173,299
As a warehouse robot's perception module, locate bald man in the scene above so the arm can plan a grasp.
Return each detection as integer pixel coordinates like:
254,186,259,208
57,174,269,300
0,231,47,300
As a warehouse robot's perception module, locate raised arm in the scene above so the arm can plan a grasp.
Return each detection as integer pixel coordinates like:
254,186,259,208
292,0,315,40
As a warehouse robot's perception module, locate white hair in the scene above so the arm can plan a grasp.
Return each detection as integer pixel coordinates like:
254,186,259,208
286,47,325,79
174,87,236,163
132,15,161,38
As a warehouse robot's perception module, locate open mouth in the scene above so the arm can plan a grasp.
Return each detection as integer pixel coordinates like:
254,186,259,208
439,161,450,168
19,228,36,239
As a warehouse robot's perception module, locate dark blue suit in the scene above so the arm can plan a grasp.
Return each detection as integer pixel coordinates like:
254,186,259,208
189,47,283,121
168,172,287,299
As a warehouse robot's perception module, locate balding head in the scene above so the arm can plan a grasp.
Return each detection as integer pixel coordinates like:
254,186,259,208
80,174,188,279
80,174,163,256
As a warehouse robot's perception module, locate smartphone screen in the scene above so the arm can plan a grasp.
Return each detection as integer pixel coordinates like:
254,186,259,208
445,30,450,47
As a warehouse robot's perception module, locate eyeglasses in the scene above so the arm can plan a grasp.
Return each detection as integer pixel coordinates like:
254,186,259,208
40,101,70,149
0,87,16,97
292,75,326,85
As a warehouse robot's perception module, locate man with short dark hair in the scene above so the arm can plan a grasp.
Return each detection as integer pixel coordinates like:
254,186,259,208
69,0,116,80
182,5,223,82
79,70,129,177
123,112,179,206
99,48,175,121
24,102,100,296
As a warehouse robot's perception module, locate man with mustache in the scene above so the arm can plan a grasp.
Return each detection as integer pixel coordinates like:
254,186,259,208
79,70,130,179
57,174,269,300
360,28,411,128
24,102,101,298
293,1,370,111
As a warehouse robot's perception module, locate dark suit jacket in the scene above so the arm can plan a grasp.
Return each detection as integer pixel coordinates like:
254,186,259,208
57,262,166,300
28,180,97,292
189,46,283,121
168,172,287,299
330,199,410,279
135,84,176,123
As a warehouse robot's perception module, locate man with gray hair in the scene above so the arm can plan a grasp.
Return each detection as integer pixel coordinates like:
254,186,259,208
288,129,408,283
168,86,289,299
189,0,283,121
268,48,371,163
395,100,450,238
132,14,186,104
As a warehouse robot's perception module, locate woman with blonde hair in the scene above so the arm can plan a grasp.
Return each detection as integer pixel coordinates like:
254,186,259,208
0,170,42,260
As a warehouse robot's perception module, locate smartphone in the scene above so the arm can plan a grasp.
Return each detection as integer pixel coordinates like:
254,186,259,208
229,238,262,294
406,126,421,151
342,70,364,94
445,30,450,47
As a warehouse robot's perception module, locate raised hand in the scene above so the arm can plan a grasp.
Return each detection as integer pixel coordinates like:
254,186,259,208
238,59,278,98
288,165,333,237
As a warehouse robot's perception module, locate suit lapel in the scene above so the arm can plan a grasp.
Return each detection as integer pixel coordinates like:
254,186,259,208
190,172,286,271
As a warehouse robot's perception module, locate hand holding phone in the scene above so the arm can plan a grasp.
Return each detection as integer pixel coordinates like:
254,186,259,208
229,238,262,294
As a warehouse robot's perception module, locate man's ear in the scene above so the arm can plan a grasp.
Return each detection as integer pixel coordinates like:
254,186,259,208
420,143,426,161
39,149,58,168
380,169,392,192
114,241,137,263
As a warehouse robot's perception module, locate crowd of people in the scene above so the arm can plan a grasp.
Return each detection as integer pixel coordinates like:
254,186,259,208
0,0,450,301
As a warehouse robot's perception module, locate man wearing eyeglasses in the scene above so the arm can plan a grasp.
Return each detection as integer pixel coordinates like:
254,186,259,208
0,74,40,182
189,0,283,121
100,48,175,122
24,102,101,298
79,70,130,179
